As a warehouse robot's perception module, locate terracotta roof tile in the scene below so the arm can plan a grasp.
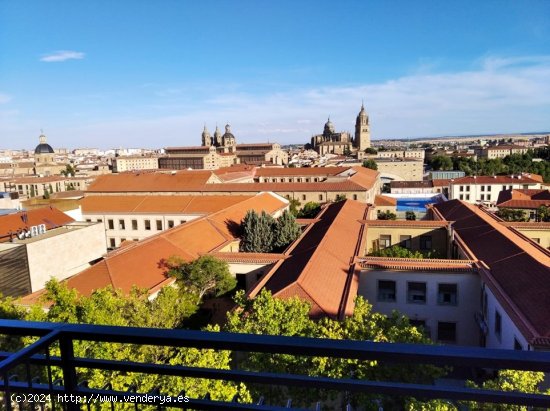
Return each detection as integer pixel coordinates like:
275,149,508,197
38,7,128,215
362,220,449,228
250,200,368,318
25,193,287,299
80,195,253,214
0,207,74,242
374,195,397,207
434,200,550,345
358,257,477,272
255,167,350,177
86,170,217,192
496,189,550,209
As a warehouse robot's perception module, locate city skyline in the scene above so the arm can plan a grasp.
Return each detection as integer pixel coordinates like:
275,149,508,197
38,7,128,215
1,1,550,149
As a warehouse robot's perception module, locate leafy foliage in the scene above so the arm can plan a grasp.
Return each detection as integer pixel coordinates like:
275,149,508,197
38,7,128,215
166,255,237,303
272,210,302,250
369,245,426,259
537,205,550,222
285,195,301,217
495,208,529,222
362,159,378,170
226,290,444,409
240,209,301,252
377,210,397,220
0,280,250,403
406,211,417,220
335,193,347,202
430,155,453,171
364,147,378,155
297,201,321,218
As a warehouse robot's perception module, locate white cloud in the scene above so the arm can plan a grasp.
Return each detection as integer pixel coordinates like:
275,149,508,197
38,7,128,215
40,50,85,62
3,55,550,149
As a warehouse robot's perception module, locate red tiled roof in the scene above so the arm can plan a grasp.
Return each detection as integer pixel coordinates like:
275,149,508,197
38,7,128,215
249,200,368,319
209,252,286,264
432,179,451,187
374,195,397,207
0,207,74,242
80,195,254,214
496,189,550,209
358,257,477,272
433,200,550,346
86,170,217,192
348,166,379,190
21,193,287,300
361,220,449,228
255,167,350,177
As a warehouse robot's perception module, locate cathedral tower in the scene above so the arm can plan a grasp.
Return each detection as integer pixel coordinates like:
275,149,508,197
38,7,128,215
355,102,370,151
201,125,212,146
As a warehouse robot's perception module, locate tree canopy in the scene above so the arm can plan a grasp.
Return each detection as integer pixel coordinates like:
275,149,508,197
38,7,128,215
297,201,321,218
166,255,237,303
240,209,301,253
495,208,529,222
362,159,378,170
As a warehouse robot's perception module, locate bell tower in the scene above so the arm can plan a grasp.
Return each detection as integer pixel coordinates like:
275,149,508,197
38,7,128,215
355,102,370,151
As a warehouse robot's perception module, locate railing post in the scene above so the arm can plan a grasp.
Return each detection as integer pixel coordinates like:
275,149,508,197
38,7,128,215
59,333,79,411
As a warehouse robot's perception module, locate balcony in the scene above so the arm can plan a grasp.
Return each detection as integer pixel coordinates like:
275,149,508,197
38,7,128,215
1,319,550,410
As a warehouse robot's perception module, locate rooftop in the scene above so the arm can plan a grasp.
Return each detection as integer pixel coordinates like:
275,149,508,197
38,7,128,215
0,207,74,242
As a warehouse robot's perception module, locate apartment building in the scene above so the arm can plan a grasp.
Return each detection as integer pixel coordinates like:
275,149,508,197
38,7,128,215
112,156,159,173
449,175,541,205
480,145,529,159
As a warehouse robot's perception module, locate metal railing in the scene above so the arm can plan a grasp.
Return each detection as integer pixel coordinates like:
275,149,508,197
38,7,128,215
1,319,550,410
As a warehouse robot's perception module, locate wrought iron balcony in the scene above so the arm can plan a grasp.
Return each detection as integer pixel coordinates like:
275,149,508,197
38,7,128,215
1,319,550,410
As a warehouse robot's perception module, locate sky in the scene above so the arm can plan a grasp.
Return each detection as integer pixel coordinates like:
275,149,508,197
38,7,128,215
1,1,550,150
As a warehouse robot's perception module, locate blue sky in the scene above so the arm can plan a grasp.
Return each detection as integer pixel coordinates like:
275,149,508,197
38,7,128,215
1,1,550,150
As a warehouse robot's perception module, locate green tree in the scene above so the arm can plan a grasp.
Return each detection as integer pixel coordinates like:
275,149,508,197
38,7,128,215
405,211,416,220
61,163,76,177
285,196,301,217
536,205,550,222
368,246,426,259
335,193,347,202
377,210,397,220
495,208,529,222
226,290,443,409
466,369,547,411
0,280,250,403
272,210,301,250
364,147,378,155
430,156,453,171
239,210,275,252
29,185,36,198
297,201,321,218
167,255,237,303
362,159,378,170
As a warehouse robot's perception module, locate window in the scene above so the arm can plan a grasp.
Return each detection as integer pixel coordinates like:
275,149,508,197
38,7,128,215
480,194,484,201
531,237,540,244
420,236,432,250
410,320,429,338
438,284,457,305
487,194,491,201
107,219,114,230
319,194,323,201
97,219,103,223
119,219,125,230
481,185,485,192
466,194,470,200
437,322,456,343
302,194,306,201
86,219,92,223
459,194,464,200
379,234,391,249
120,238,126,243
109,238,116,248
407,282,426,304
180,220,187,225
514,338,523,350
353,194,358,200
132,220,138,230
460,186,464,192
466,186,470,192
144,220,151,230
399,235,411,249
495,310,502,340
168,220,174,229
377,280,396,302
156,220,162,230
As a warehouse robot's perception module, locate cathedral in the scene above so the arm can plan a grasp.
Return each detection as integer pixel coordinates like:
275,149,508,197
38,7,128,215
201,124,236,152
310,103,371,155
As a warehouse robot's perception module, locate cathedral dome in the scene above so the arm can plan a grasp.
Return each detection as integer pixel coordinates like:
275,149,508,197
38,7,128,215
34,134,55,154
323,118,335,135
222,123,236,143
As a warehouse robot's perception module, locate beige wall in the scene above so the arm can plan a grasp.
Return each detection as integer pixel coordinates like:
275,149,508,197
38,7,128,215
113,157,159,172
23,222,106,292
513,227,550,249
449,181,541,204
377,160,423,181
359,269,480,346
364,226,448,257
